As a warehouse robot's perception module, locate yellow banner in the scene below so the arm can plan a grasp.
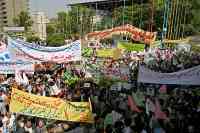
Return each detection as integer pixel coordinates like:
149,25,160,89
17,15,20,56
96,48,122,59
10,87,94,123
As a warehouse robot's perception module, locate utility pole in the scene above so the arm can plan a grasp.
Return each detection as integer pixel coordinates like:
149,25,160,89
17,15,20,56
161,0,171,49
123,0,126,26
149,0,154,32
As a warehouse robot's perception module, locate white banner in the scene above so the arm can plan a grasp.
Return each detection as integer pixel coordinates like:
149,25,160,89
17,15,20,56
14,39,71,51
7,38,81,63
0,41,6,52
0,51,11,62
0,62,34,74
138,65,200,85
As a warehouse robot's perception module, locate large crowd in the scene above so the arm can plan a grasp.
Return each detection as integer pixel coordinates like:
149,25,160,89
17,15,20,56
0,35,200,132
0,62,199,133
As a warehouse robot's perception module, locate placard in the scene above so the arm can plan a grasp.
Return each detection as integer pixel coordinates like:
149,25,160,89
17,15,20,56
10,87,94,123
7,38,81,63
138,65,200,85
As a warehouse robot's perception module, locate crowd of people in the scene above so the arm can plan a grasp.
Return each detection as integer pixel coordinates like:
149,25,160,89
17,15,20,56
0,34,200,132
0,62,199,133
144,48,200,73
0,64,91,133
92,86,200,133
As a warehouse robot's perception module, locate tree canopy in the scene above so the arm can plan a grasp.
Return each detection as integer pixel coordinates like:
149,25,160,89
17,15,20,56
45,0,200,46
13,11,33,31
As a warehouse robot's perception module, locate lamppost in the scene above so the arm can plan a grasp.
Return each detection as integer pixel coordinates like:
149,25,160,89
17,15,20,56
161,0,171,49
123,0,126,26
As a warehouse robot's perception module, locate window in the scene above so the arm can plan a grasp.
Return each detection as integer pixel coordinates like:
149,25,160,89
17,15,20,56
1,7,6,10
1,2,5,6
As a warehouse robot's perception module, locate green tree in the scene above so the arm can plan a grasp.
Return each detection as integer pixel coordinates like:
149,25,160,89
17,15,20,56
46,16,66,46
66,6,95,37
26,36,41,43
111,0,199,38
159,0,200,38
98,16,113,30
66,6,80,36
98,76,115,89
47,24,56,35
190,0,200,34
13,11,33,31
46,33,65,46
57,12,67,33
80,6,95,35
112,1,165,32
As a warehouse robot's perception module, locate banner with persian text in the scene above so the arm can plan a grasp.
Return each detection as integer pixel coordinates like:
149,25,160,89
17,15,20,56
85,59,130,81
117,42,145,52
10,87,94,123
0,62,34,74
14,39,72,51
7,38,81,63
0,51,11,62
96,48,122,59
138,65,200,85
86,24,157,44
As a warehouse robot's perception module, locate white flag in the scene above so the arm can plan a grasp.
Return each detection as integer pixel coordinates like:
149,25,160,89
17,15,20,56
22,72,29,85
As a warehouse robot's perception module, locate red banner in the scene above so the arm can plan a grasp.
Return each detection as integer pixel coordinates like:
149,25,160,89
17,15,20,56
86,24,156,44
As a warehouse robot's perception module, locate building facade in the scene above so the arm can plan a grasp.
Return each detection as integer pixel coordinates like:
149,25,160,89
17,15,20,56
67,0,130,24
0,0,29,28
68,0,130,10
32,12,49,41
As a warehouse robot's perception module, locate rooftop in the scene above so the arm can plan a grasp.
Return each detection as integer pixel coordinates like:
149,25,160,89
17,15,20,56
67,0,130,11
68,0,109,5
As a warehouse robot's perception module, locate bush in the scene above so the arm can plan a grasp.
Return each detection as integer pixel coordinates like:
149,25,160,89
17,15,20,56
26,36,41,43
46,33,65,47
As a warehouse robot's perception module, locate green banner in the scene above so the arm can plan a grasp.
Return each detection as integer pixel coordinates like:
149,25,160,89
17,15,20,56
82,48,93,57
63,70,79,85
117,41,145,51
96,48,122,59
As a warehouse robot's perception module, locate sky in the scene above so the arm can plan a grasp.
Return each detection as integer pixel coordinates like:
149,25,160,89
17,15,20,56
30,0,67,18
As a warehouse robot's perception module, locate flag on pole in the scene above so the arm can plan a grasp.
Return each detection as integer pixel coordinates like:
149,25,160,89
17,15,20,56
22,72,29,85
89,97,93,112
128,95,141,113
15,71,23,85
132,91,145,107
155,99,167,120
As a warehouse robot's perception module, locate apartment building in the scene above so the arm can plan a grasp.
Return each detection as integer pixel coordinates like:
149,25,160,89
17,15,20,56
0,0,29,28
32,12,49,40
